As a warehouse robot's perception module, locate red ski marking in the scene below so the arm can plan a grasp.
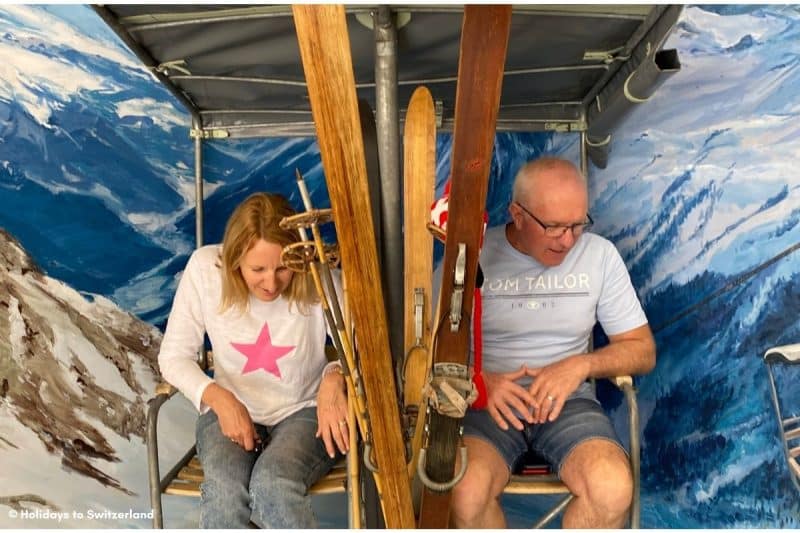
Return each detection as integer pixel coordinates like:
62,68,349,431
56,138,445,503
466,159,483,171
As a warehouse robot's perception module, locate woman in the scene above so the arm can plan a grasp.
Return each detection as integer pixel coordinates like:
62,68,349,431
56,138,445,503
158,192,349,528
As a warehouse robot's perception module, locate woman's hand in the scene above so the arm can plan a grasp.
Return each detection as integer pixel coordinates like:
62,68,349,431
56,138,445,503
201,383,258,451
315,366,350,458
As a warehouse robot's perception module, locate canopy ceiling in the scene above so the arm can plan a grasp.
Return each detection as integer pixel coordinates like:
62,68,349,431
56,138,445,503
94,4,682,153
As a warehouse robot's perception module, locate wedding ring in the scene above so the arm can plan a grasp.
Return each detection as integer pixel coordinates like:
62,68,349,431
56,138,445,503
546,395,555,402
338,420,347,427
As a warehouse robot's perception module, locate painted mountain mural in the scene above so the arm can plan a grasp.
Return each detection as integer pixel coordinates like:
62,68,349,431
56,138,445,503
1,4,798,528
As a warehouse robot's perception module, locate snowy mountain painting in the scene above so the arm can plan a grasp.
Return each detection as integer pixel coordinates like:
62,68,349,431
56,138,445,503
1,4,799,529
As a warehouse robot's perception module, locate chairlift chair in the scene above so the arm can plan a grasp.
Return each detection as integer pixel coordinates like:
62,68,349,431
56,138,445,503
145,355,362,528
764,343,800,493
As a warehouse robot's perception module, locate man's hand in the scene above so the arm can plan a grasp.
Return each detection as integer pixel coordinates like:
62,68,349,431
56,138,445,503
315,368,350,458
525,355,590,423
201,383,258,451
483,367,536,430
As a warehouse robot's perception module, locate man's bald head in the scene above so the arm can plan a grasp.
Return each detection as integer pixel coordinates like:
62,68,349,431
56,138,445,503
512,157,586,207
507,157,590,266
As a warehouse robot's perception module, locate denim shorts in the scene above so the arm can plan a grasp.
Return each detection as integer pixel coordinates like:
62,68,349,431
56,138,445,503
463,397,625,478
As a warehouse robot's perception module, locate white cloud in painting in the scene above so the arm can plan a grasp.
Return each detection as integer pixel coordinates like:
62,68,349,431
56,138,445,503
0,5,141,71
0,41,114,125
115,98,186,131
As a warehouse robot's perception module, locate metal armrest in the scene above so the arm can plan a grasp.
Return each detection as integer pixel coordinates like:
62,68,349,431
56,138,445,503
764,343,800,364
609,375,634,389
764,343,800,493
147,382,180,528
155,382,177,397
605,375,640,528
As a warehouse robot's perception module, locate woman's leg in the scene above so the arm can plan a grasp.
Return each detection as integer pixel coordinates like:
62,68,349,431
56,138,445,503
196,410,258,528
249,407,337,528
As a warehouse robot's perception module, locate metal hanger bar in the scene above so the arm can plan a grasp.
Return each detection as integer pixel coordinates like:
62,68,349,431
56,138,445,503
124,6,374,32
199,109,312,115
122,4,649,33
500,101,583,109
170,75,307,87
168,63,604,92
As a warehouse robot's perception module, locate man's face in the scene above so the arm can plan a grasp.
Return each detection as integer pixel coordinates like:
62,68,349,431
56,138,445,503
510,167,589,267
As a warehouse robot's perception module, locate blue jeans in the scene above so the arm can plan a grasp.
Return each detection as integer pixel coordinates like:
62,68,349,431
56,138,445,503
196,407,336,528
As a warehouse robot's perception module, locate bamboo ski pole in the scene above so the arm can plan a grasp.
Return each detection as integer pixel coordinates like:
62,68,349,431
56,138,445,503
282,170,387,506
281,208,371,443
293,170,372,431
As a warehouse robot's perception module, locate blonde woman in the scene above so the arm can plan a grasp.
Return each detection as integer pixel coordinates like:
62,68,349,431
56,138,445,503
159,192,349,528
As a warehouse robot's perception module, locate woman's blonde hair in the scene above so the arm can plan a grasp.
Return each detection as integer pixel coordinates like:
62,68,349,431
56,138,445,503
218,192,317,314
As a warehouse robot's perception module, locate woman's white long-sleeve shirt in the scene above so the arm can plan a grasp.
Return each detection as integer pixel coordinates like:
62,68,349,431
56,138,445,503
158,245,330,425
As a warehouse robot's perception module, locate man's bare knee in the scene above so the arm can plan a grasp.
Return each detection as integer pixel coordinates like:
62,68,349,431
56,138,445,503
561,440,633,527
584,456,632,515
450,437,509,528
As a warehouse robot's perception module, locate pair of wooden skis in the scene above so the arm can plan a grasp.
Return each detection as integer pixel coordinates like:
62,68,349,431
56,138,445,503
293,4,511,528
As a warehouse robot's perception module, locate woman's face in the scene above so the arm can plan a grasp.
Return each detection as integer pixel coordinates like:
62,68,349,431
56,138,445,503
239,239,294,302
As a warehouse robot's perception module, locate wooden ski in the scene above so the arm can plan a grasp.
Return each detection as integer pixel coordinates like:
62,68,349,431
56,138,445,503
292,5,415,529
357,97,389,529
416,5,512,528
402,86,436,481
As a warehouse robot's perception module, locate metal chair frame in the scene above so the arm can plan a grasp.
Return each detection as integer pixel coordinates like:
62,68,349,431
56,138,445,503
145,381,361,528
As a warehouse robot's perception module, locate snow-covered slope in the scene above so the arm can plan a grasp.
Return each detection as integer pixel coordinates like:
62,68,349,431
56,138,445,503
0,229,198,527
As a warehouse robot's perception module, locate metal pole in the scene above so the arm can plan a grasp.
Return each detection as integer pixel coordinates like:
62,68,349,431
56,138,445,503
365,7,403,528
373,5,404,381
193,117,205,248
532,494,574,529
623,381,641,528
192,117,208,371
580,130,589,178
146,395,170,528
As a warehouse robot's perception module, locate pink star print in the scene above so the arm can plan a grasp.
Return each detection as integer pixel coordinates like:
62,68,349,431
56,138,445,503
231,322,295,378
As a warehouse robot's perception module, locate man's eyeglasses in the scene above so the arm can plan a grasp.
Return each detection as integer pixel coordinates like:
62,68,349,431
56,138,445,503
515,202,594,238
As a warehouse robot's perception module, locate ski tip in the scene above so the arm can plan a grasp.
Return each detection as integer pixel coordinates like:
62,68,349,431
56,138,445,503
409,85,433,107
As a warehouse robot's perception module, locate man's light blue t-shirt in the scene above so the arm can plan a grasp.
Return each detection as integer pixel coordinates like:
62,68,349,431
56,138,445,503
434,224,648,397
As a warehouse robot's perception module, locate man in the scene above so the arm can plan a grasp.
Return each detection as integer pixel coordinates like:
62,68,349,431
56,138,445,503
450,157,655,528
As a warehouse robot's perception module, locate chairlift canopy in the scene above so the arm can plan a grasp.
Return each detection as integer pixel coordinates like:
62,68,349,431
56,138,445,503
94,4,682,167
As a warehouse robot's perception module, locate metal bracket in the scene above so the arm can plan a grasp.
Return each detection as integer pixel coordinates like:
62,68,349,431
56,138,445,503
434,100,444,128
413,288,424,345
363,442,379,473
544,122,576,133
449,243,466,332
583,46,629,64
154,59,191,76
416,385,470,492
417,445,468,492
189,129,230,140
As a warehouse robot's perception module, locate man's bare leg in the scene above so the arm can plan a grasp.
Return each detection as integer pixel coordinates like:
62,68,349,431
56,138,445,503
450,436,510,528
560,439,633,528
